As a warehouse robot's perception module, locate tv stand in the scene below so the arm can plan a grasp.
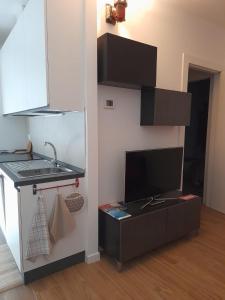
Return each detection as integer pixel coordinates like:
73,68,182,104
99,196,201,270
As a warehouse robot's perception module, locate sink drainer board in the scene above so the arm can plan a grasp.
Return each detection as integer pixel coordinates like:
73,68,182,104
3,160,73,178
18,168,68,177
4,160,53,172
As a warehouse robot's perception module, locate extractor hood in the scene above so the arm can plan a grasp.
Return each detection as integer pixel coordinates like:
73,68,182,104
7,107,68,117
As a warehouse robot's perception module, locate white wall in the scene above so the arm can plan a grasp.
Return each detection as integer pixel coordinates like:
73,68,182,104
97,0,225,204
28,112,85,168
99,86,179,203
0,114,27,150
206,71,225,213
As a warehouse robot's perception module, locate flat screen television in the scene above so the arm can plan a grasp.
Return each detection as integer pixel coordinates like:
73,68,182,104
125,147,183,203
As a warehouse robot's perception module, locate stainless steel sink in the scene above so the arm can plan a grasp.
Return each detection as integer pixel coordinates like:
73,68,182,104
17,167,73,178
3,160,74,178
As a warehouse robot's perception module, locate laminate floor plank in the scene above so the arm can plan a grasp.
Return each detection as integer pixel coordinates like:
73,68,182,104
1,206,225,300
0,228,6,246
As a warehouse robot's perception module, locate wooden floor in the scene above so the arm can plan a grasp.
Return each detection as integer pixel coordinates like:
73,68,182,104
0,228,6,246
1,206,225,300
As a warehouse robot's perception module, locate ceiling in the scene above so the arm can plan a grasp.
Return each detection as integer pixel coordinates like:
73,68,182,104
0,0,225,48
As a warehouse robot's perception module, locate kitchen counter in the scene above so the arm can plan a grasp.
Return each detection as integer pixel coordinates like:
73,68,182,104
0,153,85,187
0,153,41,163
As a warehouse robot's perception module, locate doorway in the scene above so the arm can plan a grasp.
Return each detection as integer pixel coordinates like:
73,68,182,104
183,68,212,197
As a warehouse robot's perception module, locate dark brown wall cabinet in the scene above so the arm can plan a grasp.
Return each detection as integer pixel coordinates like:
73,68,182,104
98,33,157,89
141,87,192,126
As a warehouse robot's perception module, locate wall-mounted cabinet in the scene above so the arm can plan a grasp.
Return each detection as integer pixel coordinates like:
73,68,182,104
0,0,84,115
98,33,157,89
141,88,192,126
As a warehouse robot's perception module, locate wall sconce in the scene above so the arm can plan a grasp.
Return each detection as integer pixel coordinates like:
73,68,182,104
106,0,128,25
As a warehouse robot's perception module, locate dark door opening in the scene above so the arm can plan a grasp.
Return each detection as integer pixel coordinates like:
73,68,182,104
183,69,211,197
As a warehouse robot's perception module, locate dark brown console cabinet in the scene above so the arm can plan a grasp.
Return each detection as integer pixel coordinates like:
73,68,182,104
99,198,201,268
97,33,157,89
141,87,192,126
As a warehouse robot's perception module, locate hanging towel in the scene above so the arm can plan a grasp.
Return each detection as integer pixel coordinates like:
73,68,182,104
26,195,52,262
49,193,75,244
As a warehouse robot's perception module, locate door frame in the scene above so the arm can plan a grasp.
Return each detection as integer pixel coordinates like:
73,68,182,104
180,53,224,205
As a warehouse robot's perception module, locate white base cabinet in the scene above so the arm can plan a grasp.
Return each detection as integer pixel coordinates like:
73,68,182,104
0,172,6,237
20,179,86,273
4,174,22,271
0,170,86,274
0,170,22,271
0,0,84,115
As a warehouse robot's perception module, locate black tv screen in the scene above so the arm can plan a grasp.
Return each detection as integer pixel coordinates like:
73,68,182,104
125,147,183,203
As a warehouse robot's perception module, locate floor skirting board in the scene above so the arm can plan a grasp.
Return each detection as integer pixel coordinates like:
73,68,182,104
23,251,85,284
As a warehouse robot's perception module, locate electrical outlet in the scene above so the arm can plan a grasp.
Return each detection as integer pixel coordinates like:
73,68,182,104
104,99,115,109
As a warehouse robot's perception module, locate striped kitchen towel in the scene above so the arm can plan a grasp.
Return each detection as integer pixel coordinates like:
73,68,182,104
26,195,52,262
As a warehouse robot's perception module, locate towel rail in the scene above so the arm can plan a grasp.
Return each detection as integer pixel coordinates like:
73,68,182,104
33,178,80,195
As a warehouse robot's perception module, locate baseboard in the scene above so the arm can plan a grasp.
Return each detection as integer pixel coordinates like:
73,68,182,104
23,251,85,284
85,251,100,264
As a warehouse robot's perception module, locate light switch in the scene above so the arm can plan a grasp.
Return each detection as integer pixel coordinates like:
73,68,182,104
104,99,115,109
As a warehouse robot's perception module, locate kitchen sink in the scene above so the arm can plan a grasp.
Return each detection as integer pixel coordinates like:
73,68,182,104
3,160,74,178
17,167,73,178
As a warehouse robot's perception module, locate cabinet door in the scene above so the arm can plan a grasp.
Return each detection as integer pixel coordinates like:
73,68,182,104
23,0,48,112
20,179,86,273
46,0,84,111
183,199,201,233
167,199,201,243
98,33,157,89
4,175,22,271
167,203,186,242
141,88,192,126
1,13,26,114
1,0,47,114
120,209,167,262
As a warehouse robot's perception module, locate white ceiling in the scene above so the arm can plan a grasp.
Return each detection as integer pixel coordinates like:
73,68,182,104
0,0,225,48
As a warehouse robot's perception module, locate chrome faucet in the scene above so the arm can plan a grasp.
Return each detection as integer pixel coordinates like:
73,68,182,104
44,141,58,167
